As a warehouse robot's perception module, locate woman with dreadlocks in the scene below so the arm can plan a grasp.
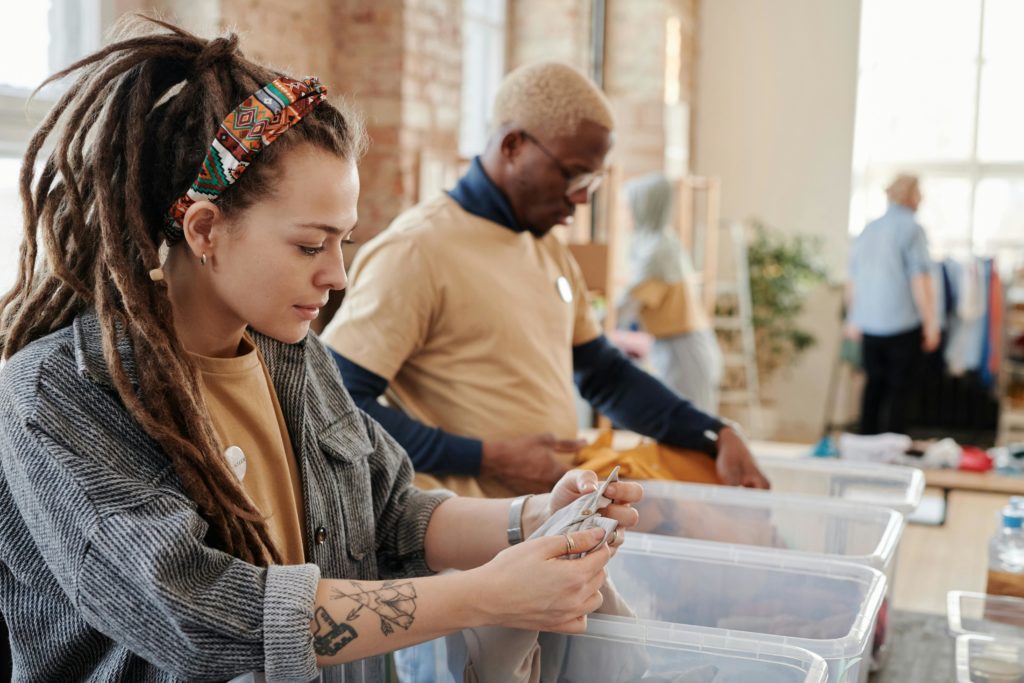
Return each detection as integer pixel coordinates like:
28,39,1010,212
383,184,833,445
0,17,641,682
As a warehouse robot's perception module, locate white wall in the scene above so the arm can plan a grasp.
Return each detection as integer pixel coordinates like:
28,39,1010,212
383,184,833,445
694,0,861,276
693,0,862,441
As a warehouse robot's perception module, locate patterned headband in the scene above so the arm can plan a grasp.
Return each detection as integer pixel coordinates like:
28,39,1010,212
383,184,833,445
164,76,328,241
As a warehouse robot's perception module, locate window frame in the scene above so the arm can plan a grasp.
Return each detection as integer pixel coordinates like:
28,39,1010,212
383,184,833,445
849,0,1024,256
458,0,508,159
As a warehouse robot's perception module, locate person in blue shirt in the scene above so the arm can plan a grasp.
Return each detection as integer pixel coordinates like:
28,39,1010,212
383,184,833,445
322,62,768,497
847,174,939,435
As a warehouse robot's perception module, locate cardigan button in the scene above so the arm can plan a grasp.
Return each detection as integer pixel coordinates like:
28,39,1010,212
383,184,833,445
314,526,328,545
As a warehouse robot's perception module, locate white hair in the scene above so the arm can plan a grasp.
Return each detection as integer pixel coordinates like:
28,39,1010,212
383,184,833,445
491,62,614,139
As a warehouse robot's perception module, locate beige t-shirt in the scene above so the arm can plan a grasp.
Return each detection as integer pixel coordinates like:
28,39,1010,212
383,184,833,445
322,195,602,496
191,336,307,564
630,277,710,338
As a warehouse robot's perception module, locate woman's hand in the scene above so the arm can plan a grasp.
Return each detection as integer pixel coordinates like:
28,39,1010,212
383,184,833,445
470,527,611,633
525,469,644,553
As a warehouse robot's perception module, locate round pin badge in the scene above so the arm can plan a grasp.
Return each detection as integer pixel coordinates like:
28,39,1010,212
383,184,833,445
224,445,247,481
556,276,573,303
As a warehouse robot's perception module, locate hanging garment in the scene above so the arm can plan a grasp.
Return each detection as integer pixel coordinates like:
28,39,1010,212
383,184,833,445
947,258,989,375
986,262,1004,386
980,259,995,387
931,261,948,332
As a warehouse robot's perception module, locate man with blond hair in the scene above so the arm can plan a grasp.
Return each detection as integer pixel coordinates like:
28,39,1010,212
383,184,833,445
847,174,939,434
323,62,768,497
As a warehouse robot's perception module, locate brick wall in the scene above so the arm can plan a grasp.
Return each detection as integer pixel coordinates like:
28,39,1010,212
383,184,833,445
328,0,409,242
134,0,698,234
398,0,463,221
507,0,699,182
219,0,461,242
507,0,593,72
603,0,699,180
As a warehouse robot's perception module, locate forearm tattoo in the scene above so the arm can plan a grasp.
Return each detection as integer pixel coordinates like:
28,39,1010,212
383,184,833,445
330,580,418,636
311,580,418,658
312,606,358,656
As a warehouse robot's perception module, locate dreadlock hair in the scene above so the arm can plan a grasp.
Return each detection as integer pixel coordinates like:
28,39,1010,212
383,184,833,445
0,15,367,566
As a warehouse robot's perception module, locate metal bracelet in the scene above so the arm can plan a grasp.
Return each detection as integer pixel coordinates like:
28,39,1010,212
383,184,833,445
506,494,534,545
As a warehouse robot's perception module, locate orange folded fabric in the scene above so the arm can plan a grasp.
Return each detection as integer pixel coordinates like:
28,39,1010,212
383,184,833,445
575,430,722,484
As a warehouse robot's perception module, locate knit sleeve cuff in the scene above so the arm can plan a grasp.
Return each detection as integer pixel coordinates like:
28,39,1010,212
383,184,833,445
394,489,455,577
263,563,321,682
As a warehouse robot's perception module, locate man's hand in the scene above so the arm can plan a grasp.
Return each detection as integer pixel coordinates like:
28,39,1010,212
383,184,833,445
715,427,770,489
481,433,581,493
922,323,941,353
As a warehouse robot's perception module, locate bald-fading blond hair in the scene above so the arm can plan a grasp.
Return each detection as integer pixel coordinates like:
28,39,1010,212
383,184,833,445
491,62,615,139
886,174,920,205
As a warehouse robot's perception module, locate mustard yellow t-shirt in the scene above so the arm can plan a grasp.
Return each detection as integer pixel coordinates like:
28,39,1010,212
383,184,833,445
191,336,307,564
322,194,602,497
630,277,710,338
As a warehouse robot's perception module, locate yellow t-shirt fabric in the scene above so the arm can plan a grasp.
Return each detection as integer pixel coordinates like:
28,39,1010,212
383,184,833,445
191,336,307,564
630,277,710,338
322,195,602,497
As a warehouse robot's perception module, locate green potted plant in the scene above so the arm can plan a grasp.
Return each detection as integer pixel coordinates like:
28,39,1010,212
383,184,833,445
746,221,828,386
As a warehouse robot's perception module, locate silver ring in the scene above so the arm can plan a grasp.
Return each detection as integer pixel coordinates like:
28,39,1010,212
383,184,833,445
609,530,619,546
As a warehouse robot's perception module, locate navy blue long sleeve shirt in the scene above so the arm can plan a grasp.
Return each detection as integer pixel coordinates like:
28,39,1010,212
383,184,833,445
331,157,725,476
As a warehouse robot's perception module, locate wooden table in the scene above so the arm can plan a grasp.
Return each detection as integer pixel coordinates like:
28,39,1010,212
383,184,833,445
892,488,1010,614
749,439,1024,496
919,468,1024,496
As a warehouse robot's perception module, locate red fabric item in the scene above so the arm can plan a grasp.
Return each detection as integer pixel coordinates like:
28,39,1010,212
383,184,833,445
990,266,1003,378
960,445,993,472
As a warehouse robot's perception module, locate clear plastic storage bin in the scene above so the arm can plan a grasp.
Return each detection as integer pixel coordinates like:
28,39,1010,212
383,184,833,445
416,617,829,683
633,481,905,670
609,535,887,683
755,456,925,516
948,591,1024,641
634,480,904,574
956,634,1024,682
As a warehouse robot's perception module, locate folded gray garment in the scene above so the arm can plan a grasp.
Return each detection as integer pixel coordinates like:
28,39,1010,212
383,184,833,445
458,579,648,683
528,466,621,557
457,468,644,683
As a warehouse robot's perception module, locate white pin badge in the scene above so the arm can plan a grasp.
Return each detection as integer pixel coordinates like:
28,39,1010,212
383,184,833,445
556,276,573,303
224,445,247,481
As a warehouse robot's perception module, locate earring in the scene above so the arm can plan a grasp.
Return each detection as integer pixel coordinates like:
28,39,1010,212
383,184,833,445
200,253,207,266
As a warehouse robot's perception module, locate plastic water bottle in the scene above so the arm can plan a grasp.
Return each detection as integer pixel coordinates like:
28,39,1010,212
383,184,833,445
987,507,1024,598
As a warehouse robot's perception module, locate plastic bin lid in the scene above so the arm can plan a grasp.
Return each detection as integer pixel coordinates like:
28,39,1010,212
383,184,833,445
613,534,888,660
948,591,1024,640
586,615,829,683
635,479,905,571
754,455,925,515
956,634,1024,682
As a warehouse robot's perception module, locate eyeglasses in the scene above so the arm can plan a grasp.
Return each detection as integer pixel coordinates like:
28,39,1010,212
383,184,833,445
521,130,606,196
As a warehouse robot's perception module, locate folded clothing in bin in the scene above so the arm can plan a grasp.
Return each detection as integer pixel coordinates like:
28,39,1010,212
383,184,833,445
716,613,855,640
455,468,636,682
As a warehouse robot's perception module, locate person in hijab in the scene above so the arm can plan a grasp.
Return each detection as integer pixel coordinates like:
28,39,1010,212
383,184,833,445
622,173,723,413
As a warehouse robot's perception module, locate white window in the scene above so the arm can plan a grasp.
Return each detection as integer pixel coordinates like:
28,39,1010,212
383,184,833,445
459,0,507,158
0,0,103,292
849,0,1024,270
